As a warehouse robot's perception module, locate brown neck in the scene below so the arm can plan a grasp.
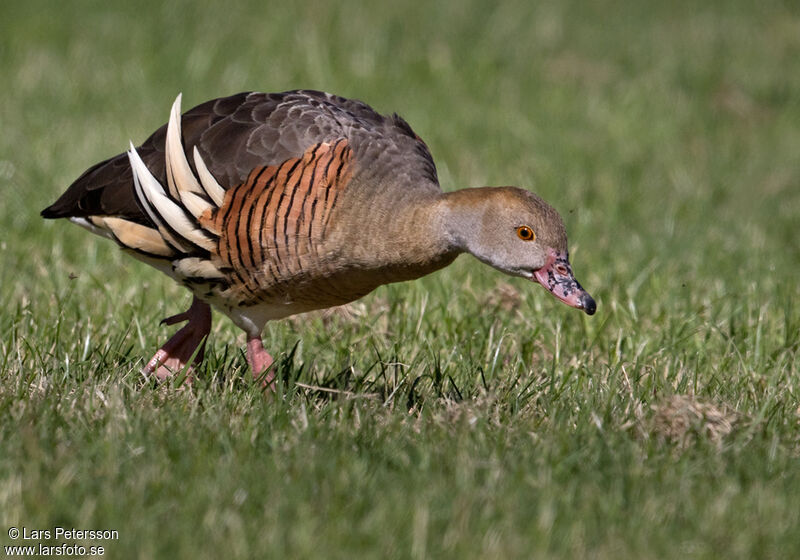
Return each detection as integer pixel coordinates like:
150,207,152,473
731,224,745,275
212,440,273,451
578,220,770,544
329,187,459,284
437,188,492,253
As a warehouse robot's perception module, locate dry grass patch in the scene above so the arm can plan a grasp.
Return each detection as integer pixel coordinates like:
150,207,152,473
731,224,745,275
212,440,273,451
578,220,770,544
651,393,738,449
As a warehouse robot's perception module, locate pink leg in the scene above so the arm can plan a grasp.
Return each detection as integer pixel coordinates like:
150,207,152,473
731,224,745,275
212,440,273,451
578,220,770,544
247,335,275,391
142,297,212,382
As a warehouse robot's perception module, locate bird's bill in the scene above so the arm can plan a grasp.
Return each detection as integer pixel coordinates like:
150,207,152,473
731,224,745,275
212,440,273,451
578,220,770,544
533,249,596,315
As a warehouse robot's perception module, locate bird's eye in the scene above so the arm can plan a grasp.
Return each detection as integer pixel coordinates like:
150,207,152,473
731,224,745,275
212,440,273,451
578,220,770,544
516,226,535,241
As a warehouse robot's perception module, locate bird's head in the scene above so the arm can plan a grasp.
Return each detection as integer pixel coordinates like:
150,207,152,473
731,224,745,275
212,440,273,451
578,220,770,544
443,186,596,315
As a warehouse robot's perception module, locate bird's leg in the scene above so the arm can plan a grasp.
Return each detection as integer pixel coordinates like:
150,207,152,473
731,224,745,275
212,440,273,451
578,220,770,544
246,335,275,391
142,296,212,382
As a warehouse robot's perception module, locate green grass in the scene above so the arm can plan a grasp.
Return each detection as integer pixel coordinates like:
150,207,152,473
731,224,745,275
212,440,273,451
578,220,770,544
2,0,800,557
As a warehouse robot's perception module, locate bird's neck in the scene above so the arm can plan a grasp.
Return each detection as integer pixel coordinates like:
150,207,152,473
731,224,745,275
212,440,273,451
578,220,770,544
437,187,496,255
330,188,461,284
364,187,496,265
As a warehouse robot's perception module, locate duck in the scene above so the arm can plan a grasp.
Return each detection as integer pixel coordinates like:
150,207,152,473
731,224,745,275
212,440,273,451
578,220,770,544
42,90,596,387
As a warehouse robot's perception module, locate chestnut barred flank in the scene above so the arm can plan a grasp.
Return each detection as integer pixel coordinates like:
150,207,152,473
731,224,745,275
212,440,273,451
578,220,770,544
214,139,353,304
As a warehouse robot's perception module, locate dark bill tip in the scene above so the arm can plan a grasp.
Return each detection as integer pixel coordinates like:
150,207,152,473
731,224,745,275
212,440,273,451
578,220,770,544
580,293,597,315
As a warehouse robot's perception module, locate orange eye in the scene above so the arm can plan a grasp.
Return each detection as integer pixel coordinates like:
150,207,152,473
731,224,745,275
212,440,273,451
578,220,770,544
516,226,535,241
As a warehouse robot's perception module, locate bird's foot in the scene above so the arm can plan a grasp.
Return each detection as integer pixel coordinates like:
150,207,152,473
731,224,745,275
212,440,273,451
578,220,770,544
247,336,275,391
142,297,212,383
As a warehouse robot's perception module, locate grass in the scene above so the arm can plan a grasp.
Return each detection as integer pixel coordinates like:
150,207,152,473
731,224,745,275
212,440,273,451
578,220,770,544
1,0,799,557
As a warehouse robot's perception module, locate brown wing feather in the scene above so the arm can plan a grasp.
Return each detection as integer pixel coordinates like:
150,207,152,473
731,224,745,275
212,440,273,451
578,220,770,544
41,93,251,222
42,90,439,228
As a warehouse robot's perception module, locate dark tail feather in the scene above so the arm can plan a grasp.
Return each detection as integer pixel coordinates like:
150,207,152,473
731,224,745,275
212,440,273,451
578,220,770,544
40,153,147,223
40,204,60,219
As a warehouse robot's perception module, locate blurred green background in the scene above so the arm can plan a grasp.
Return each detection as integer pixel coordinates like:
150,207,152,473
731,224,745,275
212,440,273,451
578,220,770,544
1,0,799,558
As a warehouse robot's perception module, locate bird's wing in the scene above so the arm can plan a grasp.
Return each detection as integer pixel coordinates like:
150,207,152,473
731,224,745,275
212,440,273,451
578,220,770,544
41,90,440,225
